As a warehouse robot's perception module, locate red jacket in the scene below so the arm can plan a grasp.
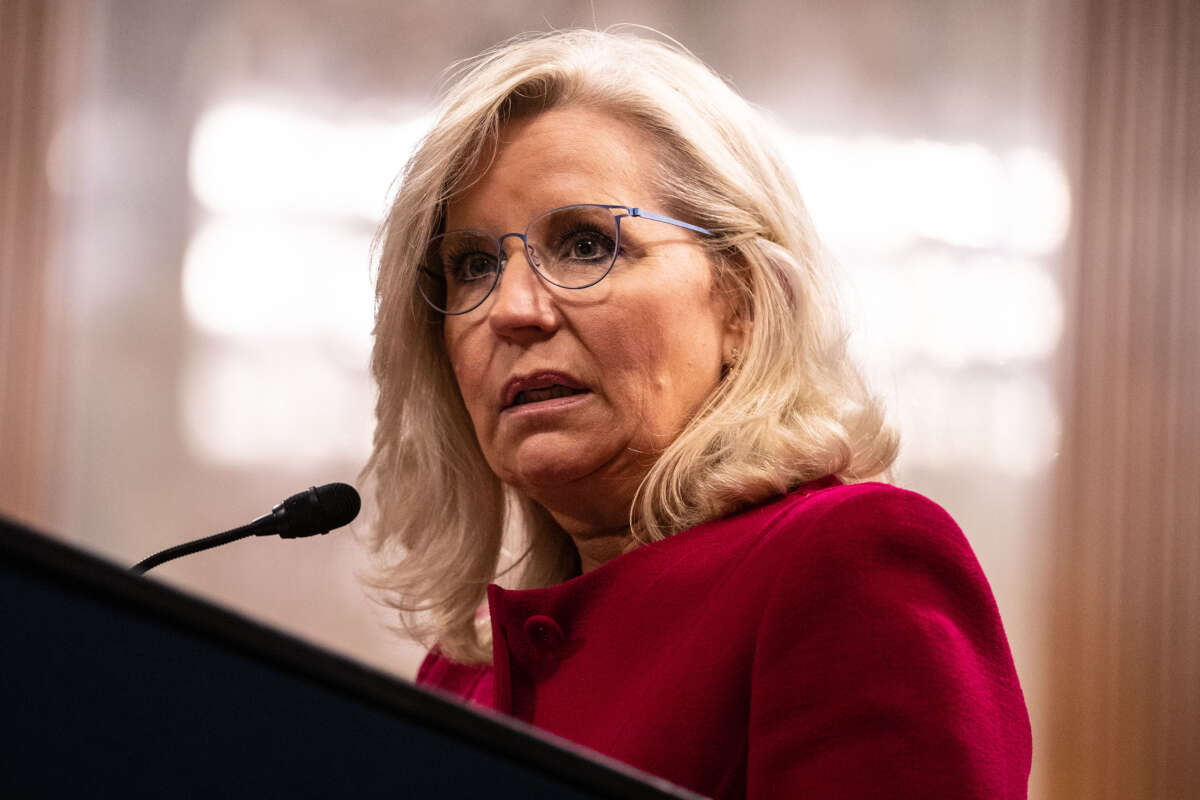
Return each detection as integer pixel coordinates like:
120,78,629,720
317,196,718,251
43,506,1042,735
418,479,1032,798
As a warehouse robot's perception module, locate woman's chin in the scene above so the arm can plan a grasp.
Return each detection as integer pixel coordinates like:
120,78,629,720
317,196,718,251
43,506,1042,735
507,445,602,490
500,431,625,493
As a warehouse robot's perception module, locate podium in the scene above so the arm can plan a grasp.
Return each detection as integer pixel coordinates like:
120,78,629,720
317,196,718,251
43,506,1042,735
0,514,702,798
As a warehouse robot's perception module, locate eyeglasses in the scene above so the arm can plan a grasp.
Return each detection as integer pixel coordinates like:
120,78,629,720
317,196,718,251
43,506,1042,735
418,203,712,315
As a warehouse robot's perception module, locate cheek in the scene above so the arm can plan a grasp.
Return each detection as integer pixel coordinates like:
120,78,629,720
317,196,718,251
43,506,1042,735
649,269,724,367
444,326,488,412
604,281,724,428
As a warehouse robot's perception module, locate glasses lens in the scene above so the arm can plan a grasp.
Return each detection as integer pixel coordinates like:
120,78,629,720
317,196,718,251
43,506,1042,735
526,205,619,289
420,230,500,313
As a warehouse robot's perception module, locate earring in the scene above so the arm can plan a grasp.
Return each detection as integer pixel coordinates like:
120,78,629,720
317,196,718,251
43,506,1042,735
721,346,742,380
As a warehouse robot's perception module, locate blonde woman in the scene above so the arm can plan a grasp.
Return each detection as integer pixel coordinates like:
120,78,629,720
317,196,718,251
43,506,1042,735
363,29,1031,799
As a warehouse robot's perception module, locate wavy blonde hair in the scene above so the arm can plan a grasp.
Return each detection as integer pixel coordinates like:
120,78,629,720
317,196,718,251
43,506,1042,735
361,28,898,664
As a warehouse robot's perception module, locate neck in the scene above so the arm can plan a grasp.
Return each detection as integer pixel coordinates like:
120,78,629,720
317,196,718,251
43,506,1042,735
543,506,636,573
572,527,635,573
521,475,645,574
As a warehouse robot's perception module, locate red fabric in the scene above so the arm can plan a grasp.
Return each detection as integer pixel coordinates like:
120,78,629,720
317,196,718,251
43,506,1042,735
418,480,1032,798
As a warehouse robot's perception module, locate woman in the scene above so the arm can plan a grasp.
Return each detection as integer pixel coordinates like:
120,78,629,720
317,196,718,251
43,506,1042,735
363,28,1031,799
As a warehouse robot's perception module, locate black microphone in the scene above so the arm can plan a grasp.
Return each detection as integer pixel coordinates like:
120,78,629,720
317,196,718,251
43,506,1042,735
262,483,361,539
131,483,361,575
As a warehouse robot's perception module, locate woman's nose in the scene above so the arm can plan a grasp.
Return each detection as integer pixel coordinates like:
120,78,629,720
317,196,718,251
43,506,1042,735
486,238,557,339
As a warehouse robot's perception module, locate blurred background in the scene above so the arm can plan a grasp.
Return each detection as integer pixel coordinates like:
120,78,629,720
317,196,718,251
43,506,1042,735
1,0,1195,797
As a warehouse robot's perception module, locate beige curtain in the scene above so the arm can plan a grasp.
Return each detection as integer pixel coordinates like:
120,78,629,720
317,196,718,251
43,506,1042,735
1047,0,1200,796
0,0,63,526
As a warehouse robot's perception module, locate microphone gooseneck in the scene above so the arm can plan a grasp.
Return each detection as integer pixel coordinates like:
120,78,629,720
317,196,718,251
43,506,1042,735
130,483,361,575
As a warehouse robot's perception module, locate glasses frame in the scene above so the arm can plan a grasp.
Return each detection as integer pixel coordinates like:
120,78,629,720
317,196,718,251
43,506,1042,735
419,203,713,316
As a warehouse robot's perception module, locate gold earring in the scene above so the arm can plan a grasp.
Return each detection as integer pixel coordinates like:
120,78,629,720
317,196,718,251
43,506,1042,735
721,346,742,379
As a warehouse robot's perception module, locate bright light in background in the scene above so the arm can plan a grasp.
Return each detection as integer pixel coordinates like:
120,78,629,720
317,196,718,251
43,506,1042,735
182,220,374,355
774,131,1071,256
181,98,431,466
181,344,375,467
904,140,1003,249
780,135,918,252
845,253,1062,367
189,102,433,220
903,253,1062,367
1002,147,1072,254
896,369,1061,479
778,128,1070,477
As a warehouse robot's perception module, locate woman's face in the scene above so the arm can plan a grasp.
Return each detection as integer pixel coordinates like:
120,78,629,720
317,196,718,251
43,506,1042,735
442,107,740,534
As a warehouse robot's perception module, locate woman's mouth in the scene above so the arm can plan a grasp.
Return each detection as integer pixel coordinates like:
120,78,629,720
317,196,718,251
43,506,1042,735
511,385,589,406
501,371,592,411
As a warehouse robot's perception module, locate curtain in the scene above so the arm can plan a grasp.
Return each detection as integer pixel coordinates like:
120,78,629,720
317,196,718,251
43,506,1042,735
1048,0,1200,796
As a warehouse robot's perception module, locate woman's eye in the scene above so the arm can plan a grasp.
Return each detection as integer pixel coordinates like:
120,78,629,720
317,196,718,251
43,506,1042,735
448,253,498,282
562,231,614,262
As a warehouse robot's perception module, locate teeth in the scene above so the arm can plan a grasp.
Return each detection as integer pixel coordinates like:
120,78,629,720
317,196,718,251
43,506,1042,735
513,385,584,406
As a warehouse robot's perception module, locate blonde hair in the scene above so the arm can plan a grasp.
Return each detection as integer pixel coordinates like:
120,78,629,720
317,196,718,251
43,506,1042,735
362,28,898,664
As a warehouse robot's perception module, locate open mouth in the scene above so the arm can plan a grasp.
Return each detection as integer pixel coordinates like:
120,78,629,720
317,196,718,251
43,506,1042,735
510,385,589,407
501,371,591,411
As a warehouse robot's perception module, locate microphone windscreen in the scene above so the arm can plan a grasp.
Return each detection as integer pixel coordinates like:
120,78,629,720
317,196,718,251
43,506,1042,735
275,483,361,538
313,482,361,528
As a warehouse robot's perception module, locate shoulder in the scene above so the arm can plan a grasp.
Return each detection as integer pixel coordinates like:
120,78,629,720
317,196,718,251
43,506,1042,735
740,481,1022,712
766,480,963,544
750,481,1010,645
744,482,1032,795
750,481,984,590
678,480,980,602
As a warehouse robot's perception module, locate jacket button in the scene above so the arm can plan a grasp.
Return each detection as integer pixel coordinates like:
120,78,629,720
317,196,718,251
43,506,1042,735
523,615,564,652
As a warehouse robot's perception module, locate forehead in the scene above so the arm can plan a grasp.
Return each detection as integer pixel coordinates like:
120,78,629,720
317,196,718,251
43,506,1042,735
444,107,661,230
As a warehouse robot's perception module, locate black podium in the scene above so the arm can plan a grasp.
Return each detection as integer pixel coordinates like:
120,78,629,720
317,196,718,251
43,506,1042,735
0,514,702,798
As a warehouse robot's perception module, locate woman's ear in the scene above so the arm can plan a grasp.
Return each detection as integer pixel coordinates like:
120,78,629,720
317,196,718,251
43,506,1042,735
721,322,746,371
718,316,747,382
712,252,750,369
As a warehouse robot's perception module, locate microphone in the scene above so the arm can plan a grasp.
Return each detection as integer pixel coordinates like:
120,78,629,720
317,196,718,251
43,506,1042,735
263,483,361,539
131,483,361,575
